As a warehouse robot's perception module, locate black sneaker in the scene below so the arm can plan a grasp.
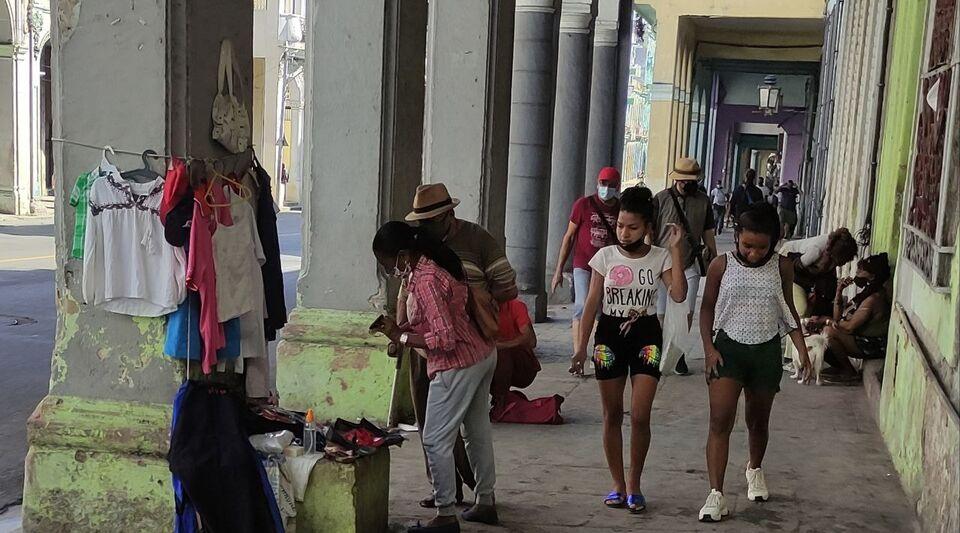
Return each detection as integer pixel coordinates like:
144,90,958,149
675,356,690,376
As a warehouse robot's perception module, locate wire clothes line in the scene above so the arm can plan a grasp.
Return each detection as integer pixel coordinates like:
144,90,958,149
50,137,257,163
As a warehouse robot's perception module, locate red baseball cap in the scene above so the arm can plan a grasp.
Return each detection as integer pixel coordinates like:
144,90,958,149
597,167,621,185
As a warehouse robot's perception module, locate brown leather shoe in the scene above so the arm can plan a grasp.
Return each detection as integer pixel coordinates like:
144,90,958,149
461,504,499,525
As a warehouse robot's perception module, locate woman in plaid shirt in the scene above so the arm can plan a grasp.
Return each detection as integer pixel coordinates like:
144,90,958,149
373,221,499,532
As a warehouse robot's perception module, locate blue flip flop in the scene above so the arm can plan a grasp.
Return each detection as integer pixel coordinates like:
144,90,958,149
604,491,626,508
627,493,647,514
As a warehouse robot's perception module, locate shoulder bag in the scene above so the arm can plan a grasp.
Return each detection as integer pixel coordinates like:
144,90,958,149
588,196,618,247
668,189,708,276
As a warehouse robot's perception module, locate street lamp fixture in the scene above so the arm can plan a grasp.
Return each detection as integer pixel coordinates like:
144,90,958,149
758,75,781,115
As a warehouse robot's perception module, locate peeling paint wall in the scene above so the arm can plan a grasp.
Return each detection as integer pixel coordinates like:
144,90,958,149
870,0,928,258
51,0,177,404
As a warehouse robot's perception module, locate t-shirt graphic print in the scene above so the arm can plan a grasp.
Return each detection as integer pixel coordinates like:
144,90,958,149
588,245,672,318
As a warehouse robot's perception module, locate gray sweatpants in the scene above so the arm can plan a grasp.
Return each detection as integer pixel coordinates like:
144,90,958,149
422,351,498,516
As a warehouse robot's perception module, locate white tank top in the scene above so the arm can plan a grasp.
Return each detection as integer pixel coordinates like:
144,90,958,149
713,252,798,345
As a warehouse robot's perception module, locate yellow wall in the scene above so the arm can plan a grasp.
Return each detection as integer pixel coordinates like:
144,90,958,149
642,0,826,191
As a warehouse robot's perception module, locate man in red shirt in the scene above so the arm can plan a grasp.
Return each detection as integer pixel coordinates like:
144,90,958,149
490,299,540,410
550,167,621,356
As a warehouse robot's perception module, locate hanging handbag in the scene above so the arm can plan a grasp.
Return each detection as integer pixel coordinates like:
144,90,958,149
212,40,251,154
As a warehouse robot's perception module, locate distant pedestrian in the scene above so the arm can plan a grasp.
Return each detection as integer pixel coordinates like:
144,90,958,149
569,186,687,514
697,203,812,523
710,184,727,234
776,180,801,238
651,157,718,375
729,169,764,222
550,167,621,359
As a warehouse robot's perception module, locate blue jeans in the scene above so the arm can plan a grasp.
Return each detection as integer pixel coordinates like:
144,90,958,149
572,268,592,320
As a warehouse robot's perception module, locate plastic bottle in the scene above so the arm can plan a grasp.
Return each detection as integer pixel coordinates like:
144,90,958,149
303,409,317,455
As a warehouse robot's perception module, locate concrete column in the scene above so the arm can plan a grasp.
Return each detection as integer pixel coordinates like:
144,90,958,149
611,0,633,172
583,2,619,194
422,0,515,244
504,0,555,322
281,0,425,415
545,0,592,295
22,1,187,529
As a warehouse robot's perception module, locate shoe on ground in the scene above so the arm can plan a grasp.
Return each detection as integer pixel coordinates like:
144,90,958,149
746,467,769,502
698,489,729,522
461,503,499,525
675,355,690,376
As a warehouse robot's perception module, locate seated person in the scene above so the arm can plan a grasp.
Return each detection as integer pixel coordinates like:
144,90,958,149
780,228,858,317
491,298,540,409
807,253,891,384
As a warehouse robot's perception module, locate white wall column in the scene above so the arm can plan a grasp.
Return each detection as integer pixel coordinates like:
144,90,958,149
422,0,515,243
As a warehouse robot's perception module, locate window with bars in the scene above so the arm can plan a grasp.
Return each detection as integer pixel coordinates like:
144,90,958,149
903,0,959,288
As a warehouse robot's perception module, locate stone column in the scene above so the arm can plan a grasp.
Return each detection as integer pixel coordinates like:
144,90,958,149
611,0,632,172
22,1,219,530
504,0,555,321
545,0,592,297
275,2,428,529
422,0,515,244
583,2,619,194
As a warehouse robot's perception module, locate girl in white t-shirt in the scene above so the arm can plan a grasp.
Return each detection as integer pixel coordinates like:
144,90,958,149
570,186,687,514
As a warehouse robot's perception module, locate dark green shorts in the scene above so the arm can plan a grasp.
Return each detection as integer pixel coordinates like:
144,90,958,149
713,331,783,392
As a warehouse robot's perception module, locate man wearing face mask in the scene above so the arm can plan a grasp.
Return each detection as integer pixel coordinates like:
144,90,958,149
652,157,718,375
402,183,518,513
550,167,622,359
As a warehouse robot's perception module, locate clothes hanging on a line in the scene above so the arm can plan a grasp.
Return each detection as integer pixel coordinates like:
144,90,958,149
251,159,287,341
68,168,98,259
81,157,186,317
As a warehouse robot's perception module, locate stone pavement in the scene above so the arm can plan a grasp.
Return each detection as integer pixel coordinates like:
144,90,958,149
387,302,920,532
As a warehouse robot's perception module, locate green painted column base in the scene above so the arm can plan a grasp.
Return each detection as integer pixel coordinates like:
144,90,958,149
297,450,391,532
278,307,402,423
22,395,173,533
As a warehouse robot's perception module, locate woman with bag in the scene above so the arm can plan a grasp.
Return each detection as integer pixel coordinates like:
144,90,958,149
372,221,498,533
570,186,687,514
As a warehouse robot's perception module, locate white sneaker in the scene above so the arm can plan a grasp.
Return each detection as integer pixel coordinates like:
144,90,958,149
698,489,729,522
746,467,769,502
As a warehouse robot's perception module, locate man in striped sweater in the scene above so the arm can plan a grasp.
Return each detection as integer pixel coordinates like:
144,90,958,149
402,183,518,515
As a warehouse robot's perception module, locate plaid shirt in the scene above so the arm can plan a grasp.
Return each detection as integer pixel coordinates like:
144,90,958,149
405,257,493,379
68,170,96,259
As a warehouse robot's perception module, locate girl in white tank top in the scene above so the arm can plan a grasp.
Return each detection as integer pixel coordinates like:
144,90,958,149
695,204,811,524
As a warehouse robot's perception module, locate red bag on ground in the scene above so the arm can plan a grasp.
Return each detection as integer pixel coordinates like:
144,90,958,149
490,391,564,425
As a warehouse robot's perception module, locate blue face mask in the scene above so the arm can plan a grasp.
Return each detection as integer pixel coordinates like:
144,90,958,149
598,186,619,201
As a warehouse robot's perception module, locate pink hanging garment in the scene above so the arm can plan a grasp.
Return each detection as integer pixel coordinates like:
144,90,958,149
186,200,225,374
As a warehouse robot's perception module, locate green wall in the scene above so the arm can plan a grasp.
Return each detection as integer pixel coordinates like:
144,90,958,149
871,0,928,257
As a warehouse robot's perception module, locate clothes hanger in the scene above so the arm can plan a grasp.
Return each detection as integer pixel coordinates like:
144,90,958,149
121,149,163,184
204,161,251,208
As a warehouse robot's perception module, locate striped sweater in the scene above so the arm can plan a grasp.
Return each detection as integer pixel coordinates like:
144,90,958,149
444,220,518,301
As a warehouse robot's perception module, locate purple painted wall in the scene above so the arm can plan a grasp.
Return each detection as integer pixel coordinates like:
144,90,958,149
709,104,810,187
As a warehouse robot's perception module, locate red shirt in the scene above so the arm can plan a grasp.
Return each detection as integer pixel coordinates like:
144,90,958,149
497,299,531,342
570,195,619,269
405,257,494,379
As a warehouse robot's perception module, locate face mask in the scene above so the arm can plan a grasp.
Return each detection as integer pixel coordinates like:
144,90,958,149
420,216,450,241
854,276,870,288
393,254,412,278
680,180,699,195
598,186,619,201
620,238,645,253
